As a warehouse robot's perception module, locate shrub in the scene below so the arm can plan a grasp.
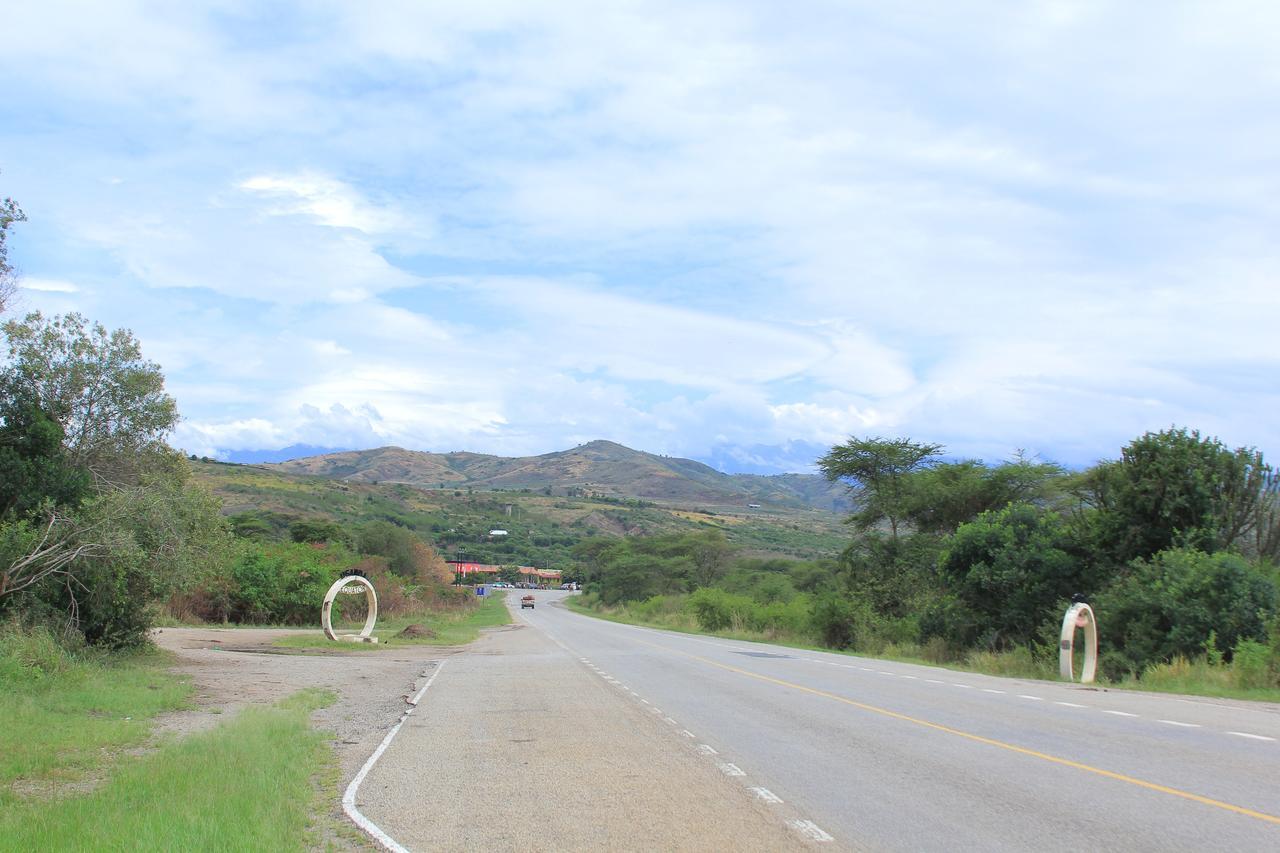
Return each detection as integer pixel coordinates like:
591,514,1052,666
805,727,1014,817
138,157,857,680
1231,639,1274,689
810,593,869,650
1095,548,1277,678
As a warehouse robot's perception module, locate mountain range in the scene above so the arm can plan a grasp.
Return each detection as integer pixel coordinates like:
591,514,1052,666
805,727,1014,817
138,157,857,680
270,440,850,512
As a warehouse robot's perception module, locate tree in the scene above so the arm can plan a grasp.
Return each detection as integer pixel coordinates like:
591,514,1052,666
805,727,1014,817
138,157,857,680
0,392,89,518
1078,428,1269,565
900,455,1065,535
1094,548,1277,677
818,436,943,541
929,503,1086,650
1,312,178,484
0,185,25,315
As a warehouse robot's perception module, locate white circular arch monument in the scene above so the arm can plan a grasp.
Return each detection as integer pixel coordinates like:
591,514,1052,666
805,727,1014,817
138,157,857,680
1059,601,1097,683
322,574,379,643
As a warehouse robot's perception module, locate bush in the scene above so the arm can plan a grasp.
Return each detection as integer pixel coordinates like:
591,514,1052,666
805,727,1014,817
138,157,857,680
1231,639,1274,689
1095,548,1277,678
810,593,869,650
934,503,1086,650
687,588,756,632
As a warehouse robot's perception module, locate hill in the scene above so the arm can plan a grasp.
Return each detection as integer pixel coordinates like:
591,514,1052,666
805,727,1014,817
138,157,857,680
190,456,848,569
271,440,850,511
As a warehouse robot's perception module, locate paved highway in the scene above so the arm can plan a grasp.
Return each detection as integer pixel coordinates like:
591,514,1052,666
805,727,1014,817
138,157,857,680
359,590,1280,851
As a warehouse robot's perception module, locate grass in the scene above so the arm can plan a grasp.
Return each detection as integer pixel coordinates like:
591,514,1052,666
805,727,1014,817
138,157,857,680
565,597,1280,702
273,590,511,650
0,688,340,852
0,627,192,798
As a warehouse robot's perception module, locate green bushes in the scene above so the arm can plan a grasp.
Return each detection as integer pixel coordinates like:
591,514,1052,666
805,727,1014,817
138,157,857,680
1094,548,1277,677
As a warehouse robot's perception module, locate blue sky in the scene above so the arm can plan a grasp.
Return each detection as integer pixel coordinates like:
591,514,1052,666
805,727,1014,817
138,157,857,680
2,1,1278,473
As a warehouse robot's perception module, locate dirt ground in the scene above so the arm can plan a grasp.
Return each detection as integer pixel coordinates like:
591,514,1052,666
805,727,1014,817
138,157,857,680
150,626,508,849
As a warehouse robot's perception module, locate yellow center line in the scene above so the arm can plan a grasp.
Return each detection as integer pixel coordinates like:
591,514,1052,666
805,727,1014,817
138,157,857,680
631,636,1280,827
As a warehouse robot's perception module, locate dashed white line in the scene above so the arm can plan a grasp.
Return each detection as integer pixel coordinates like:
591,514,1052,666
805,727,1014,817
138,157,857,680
925,679,946,685
750,786,783,804
952,683,973,689
981,689,1006,694
1227,731,1276,742
1055,702,1087,708
718,762,746,777
697,744,719,756
877,670,895,676
680,729,697,739
789,819,834,842
900,675,918,680
1158,720,1200,728
1018,695,1044,701
663,717,678,725
1102,710,1138,717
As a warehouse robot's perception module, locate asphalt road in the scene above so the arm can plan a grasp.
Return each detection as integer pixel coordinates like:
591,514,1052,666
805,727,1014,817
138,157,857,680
360,590,1280,851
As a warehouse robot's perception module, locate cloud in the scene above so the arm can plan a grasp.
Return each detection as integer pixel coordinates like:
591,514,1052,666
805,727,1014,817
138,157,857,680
239,173,413,235
5,1,1280,470
20,277,79,293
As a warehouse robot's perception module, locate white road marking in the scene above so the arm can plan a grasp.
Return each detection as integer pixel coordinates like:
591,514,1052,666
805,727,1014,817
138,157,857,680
750,786,783,804
649,706,662,715
342,660,447,853
789,819,834,842
1018,695,1044,701
952,683,973,689
718,762,746,777
1227,731,1276,742
1102,710,1138,717
680,729,697,739
900,675,918,680
926,679,946,685
877,670,895,675
1158,720,1200,728
664,717,678,725
640,698,650,704
981,689,1005,694
1055,702,1087,708
697,744,719,756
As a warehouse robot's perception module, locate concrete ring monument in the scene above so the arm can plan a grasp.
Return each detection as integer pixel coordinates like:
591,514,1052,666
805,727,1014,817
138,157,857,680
1059,600,1097,683
322,573,379,644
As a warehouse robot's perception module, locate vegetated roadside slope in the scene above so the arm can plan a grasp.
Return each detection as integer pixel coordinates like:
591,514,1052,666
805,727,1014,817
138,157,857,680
272,440,849,511
190,459,847,566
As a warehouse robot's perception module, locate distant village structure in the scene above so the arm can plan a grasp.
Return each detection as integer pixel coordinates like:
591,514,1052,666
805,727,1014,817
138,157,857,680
447,561,563,586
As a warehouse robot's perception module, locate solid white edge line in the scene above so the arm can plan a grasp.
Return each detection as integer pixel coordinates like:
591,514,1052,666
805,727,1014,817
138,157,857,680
342,659,448,853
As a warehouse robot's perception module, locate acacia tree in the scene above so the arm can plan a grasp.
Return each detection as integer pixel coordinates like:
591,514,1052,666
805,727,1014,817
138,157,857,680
818,436,944,542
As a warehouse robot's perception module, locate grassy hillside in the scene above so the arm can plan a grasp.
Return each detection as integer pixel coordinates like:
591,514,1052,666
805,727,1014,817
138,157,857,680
191,458,847,569
270,440,850,511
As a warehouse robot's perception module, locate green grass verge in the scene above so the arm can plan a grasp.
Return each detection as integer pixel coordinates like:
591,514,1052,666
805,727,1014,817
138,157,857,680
565,597,1280,703
0,688,339,851
0,628,192,797
273,590,512,651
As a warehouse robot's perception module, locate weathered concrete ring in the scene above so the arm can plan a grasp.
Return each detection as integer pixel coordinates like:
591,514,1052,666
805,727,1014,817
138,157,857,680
1059,602,1097,683
322,575,378,642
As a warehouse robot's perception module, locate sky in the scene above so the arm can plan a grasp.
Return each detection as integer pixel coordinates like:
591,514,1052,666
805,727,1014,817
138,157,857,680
2,1,1278,473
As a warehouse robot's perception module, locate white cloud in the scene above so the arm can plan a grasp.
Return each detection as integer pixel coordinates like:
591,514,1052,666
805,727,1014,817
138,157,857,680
20,277,79,293
6,1,1280,467
239,173,413,235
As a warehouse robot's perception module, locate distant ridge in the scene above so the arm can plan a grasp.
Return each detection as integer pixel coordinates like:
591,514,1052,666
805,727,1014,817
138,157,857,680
271,440,849,512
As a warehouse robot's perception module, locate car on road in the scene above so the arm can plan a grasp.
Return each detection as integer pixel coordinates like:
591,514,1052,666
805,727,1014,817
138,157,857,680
521,594,535,609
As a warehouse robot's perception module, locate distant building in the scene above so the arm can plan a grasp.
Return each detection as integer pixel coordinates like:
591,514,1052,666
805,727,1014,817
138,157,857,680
445,561,563,587
747,503,762,509
489,529,508,536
